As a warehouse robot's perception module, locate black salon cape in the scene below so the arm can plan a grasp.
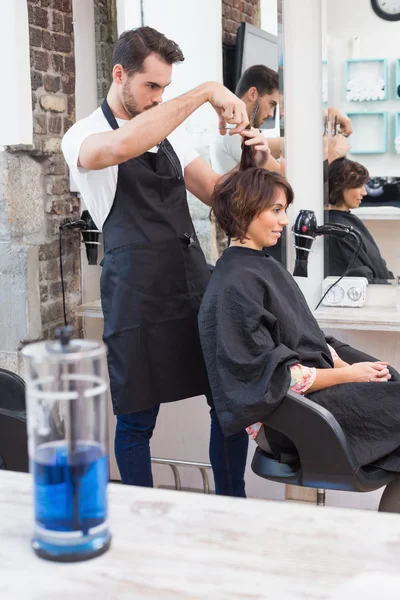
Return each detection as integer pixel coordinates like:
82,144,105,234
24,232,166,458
325,210,394,283
199,246,400,473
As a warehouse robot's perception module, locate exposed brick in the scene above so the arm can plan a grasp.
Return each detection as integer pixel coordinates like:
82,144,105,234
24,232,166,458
31,70,43,91
53,0,72,14
64,56,75,74
40,94,66,113
33,114,47,135
40,284,49,303
232,8,241,21
46,178,69,196
44,74,61,93
51,52,64,72
63,15,73,35
42,30,54,51
28,3,34,24
61,74,75,95
41,300,64,324
49,281,62,297
42,137,62,153
31,49,49,72
33,6,49,29
51,10,64,33
52,33,71,53
48,114,62,134
29,26,42,48
67,95,75,117
46,155,68,176
40,257,60,281
63,117,74,133
39,239,61,261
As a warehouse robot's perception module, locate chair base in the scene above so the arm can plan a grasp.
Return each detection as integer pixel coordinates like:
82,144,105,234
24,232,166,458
251,446,395,494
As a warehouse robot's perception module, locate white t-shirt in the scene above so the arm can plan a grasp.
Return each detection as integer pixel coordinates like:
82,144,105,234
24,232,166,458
62,107,199,231
209,130,244,175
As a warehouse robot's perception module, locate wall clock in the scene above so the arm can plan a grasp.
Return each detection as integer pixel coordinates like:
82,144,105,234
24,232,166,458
371,0,400,21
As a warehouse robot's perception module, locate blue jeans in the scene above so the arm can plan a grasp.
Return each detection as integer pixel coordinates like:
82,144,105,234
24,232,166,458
114,394,249,497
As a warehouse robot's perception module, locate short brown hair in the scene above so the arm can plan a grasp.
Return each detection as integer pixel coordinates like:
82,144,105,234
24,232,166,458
328,158,369,206
112,26,184,76
211,144,294,242
235,65,279,98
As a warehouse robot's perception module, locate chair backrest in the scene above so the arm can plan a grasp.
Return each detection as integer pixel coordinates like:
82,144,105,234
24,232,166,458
0,368,29,473
0,368,26,411
257,389,360,478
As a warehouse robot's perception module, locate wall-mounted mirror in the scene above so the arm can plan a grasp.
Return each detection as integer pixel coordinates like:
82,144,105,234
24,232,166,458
212,0,286,264
323,0,400,285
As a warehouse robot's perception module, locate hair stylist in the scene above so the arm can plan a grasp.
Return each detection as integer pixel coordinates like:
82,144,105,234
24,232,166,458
62,27,270,496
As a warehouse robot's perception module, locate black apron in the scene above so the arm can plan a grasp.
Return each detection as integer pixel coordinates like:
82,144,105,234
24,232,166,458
100,99,211,415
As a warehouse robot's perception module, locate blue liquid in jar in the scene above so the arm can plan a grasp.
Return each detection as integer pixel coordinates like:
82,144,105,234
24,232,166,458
32,441,108,534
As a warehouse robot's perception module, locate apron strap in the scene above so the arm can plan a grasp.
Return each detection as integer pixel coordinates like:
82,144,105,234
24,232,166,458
101,98,182,180
101,98,120,130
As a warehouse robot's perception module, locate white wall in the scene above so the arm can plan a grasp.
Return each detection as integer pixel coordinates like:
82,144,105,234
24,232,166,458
327,0,400,176
260,0,278,36
283,0,325,308
0,0,32,146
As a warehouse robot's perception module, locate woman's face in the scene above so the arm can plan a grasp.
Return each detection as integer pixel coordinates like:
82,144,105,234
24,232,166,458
342,184,367,210
247,188,289,249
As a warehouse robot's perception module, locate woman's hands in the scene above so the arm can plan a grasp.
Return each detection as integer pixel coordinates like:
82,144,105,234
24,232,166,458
309,360,391,393
344,361,391,383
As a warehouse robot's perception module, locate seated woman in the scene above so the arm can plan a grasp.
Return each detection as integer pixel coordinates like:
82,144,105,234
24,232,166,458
326,158,394,283
198,146,400,473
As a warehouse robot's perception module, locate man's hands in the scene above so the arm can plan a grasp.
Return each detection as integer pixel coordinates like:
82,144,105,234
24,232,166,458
328,134,351,164
328,106,353,137
240,128,271,167
207,82,249,135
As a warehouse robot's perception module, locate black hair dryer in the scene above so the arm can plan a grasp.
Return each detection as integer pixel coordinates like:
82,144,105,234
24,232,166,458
292,210,318,277
292,209,359,277
80,210,100,266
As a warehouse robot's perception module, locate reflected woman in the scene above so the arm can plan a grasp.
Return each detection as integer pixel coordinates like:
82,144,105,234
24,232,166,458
326,158,394,283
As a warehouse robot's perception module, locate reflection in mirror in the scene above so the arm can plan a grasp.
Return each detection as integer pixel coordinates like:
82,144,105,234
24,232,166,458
323,0,400,284
211,0,286,264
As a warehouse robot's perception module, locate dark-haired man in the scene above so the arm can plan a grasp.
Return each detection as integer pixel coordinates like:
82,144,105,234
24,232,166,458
62,26,269,495
211,65,283,176
210,64,353,177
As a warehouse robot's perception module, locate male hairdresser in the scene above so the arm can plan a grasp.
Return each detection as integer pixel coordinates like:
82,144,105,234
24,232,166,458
210,64,352,177
210,65,283,175
62,27,270,496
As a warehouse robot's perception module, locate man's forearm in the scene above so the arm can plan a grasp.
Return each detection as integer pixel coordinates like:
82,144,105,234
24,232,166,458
117,84,211,160
80,83,213,170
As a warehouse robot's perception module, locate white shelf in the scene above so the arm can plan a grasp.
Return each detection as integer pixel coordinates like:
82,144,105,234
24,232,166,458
314,305,400,332
75,298,102,318
77,298,400,332
351,206,400,220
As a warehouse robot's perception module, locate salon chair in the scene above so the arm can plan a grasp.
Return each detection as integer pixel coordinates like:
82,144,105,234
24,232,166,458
0,368,29,472
252,338,400,512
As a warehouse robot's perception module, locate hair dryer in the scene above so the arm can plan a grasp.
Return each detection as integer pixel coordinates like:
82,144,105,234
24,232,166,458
292,209,360,277
60,210,100,266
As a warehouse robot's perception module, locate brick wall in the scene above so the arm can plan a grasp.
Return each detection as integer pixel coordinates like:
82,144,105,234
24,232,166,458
95,0,118,106
27,0,82,338
222,0,260,45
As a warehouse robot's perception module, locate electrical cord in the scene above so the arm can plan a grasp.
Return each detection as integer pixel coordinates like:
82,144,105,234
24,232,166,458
314,232,363,310
58,219,87,327
59,227,68,326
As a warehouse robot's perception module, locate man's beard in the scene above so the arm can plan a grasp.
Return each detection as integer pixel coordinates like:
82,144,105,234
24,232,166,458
122,83,158,118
